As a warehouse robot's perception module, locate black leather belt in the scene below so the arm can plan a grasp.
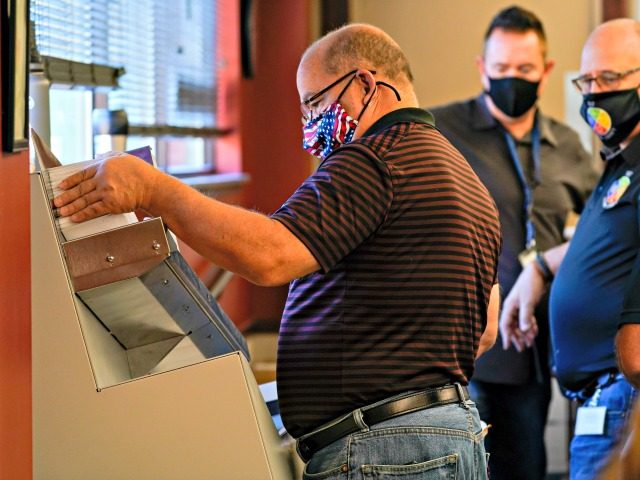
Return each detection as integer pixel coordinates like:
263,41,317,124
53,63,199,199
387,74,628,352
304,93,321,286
296,384,469,462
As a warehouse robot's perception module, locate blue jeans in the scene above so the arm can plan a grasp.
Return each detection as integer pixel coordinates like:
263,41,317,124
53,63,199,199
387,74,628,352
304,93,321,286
301,397,488,479
569,376,637,480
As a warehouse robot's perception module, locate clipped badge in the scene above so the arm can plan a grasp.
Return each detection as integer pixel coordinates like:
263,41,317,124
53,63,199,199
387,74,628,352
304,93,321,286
603,171,632,209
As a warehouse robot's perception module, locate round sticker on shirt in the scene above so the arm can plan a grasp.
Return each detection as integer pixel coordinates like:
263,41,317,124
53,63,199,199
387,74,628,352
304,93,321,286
603,174,631,209
586,107,612,136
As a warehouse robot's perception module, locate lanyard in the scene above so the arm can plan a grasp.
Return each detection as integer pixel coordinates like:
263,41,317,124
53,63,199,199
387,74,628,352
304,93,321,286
504,121,541,251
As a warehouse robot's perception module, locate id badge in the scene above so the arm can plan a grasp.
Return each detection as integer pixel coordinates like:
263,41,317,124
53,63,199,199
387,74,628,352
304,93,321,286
518,247,536,267
574,406,607,436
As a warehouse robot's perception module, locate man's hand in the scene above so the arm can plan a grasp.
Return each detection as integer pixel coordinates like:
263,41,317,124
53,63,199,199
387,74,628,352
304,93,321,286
499,261,547,352
53,152,159,222
500,243,568,352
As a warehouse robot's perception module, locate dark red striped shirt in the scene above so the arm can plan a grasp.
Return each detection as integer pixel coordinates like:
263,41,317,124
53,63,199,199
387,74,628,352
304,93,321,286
271,108,501,438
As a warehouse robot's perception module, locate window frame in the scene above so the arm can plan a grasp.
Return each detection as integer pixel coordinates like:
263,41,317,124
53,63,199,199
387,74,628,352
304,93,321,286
30,0,241,176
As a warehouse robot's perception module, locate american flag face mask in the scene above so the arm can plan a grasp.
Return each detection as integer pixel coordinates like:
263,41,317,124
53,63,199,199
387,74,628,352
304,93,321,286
302,100,358,160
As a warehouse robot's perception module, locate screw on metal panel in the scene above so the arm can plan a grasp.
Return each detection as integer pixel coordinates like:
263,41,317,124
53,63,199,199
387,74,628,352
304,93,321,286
152,241,161,250
106,254,115,263
162,279,169,286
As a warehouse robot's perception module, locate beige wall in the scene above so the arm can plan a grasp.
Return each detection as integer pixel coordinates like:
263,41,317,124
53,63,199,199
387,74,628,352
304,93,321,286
350,0,599,122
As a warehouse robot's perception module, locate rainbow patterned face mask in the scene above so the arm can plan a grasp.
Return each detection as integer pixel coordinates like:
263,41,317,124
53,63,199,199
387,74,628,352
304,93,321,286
580,87,640,147
302,101,358,160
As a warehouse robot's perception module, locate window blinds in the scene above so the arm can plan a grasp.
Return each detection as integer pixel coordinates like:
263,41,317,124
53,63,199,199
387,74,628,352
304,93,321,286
31,0,217,130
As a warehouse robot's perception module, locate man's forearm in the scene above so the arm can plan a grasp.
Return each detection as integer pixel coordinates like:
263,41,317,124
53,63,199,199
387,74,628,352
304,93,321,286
539,242,569,275
148,173,320,286
616,324,640,389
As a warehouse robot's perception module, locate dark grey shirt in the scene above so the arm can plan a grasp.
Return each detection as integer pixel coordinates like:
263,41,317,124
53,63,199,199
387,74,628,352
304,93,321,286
430,94,599,384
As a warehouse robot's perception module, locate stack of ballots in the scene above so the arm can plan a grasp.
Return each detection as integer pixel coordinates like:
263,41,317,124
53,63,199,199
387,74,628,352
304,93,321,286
45,152,144,241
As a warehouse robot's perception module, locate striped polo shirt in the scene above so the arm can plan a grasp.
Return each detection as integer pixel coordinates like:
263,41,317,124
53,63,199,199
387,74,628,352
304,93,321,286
271,107,501,438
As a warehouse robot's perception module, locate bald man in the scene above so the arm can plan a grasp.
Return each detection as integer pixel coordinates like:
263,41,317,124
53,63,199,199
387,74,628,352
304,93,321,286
55,24,501,478
501,18,640,480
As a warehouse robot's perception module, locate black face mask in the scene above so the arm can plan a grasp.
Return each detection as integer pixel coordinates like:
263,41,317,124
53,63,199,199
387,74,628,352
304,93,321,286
486,77,540,118
580,88,640,147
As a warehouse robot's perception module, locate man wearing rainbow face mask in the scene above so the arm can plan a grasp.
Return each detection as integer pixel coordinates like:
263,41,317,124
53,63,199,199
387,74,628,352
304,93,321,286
501,18,640,480
54,23,501,479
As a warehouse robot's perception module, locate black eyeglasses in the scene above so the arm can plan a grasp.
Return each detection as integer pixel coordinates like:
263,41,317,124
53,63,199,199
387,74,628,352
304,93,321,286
301,69,377,122
572,66,640,93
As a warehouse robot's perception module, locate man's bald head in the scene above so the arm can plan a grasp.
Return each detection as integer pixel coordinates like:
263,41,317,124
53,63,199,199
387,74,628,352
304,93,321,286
578,18,640,148
300,23,413,85
581,18,640,74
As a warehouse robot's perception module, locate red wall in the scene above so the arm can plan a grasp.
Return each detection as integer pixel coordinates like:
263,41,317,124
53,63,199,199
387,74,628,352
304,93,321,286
74,0,313,342
222,0,312,330
0,35,32,479
238,0,312,328
180,0,312,331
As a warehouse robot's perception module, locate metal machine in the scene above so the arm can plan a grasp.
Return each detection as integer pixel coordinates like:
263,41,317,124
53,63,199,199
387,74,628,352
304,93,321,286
30,132,293,479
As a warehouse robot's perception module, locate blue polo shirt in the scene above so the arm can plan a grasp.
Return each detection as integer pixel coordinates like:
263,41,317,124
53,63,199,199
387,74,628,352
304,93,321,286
550,134,640,392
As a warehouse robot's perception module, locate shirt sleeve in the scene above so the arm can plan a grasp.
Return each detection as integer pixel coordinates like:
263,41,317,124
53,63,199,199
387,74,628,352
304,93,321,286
271,145,393,273
619,192,640,326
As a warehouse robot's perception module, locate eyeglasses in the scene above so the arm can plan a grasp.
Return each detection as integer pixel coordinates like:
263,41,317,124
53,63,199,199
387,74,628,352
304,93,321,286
572,66,640,93
301,69,376,122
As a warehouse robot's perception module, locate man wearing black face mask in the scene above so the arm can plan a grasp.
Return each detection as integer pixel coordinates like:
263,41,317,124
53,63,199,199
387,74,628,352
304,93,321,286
501,18,640,480
430,6,598,480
